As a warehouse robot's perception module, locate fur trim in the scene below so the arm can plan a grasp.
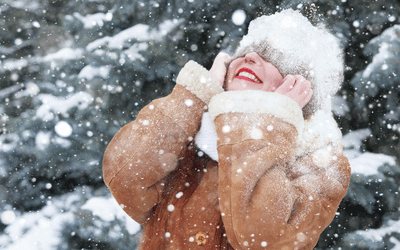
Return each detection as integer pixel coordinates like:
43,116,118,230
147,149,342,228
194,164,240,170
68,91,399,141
208,90,304,134
176,60,224,104
195,112,219,161
295,110,342,156
195,109,342,160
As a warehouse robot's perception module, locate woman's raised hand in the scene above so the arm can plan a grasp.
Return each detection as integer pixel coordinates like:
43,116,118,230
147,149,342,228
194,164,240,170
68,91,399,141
275,75,313,109
209,52,231,87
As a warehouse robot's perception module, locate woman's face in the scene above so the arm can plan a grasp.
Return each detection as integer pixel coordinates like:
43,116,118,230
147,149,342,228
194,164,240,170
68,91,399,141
225,52,283,92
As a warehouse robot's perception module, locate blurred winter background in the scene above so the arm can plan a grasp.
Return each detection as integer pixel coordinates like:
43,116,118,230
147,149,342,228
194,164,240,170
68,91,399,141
0,0,399,249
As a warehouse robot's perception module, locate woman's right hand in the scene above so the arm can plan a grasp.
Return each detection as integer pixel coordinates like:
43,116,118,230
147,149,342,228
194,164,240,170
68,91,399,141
209,52,231,87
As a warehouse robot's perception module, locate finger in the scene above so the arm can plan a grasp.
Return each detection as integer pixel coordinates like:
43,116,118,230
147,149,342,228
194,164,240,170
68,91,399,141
210,53,231,86
294,83,313,108
292,75,307,88
292,77,311,94
298,89,313,108
282,77,311,107
218,52,231,65
211,52,231,69
293,75,306,83
275,75,295,94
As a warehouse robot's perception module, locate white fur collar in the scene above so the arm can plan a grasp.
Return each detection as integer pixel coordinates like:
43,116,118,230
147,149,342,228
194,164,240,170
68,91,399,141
195,111,342,161
295,109,342,156
195,112,219,161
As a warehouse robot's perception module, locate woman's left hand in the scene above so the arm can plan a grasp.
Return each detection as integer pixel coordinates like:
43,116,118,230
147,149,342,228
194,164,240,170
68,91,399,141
275,75,313,109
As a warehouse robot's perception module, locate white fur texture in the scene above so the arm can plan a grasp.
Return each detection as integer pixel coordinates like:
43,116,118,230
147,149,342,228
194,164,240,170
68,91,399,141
296,109,342,156
195,112,219,161
208,90,304,134
176,60,224,104
194,91,342,159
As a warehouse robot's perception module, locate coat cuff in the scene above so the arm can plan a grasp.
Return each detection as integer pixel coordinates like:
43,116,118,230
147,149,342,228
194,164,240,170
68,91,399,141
176,60,224,104
208,90,304,134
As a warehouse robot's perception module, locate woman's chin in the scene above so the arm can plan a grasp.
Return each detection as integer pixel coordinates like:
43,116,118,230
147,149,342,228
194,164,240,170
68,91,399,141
226,81,255,91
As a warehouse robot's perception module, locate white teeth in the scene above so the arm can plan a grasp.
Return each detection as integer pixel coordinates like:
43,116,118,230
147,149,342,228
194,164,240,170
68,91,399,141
238,71,261,83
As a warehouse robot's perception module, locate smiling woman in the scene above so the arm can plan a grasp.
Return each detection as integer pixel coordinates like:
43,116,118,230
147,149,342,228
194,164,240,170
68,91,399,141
225,52,283,91
209,51,313,109
103,9,350,250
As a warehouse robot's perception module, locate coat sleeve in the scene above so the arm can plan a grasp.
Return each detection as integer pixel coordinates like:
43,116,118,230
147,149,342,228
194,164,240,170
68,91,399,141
208,90,351,250
102,61,223,225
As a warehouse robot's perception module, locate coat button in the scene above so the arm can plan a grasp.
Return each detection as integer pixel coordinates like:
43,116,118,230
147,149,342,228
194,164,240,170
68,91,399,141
195,232,207,246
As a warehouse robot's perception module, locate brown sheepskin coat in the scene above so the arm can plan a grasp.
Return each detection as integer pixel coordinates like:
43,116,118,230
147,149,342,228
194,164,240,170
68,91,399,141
103,61,351,250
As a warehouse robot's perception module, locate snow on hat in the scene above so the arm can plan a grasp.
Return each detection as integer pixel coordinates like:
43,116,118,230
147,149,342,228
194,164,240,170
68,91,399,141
232,9,344,115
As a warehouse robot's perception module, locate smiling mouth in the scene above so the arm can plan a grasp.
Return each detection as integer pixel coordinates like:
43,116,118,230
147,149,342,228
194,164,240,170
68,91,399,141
235,68,262,84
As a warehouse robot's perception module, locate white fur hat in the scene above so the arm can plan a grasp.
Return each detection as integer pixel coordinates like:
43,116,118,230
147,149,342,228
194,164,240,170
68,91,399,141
232,9,344,115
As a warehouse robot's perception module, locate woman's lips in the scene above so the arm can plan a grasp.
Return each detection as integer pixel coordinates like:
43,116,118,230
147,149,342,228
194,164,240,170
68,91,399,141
235,68,262,84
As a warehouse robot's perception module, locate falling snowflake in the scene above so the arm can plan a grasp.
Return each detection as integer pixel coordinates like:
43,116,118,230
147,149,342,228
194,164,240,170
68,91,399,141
167,204,175,212
222,125,231,133
55,121,73,137
185,99,193,107
1,210,16,225
232,10,246,26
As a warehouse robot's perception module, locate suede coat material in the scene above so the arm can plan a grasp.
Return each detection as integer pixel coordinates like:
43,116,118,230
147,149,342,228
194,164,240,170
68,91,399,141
103,61,351,250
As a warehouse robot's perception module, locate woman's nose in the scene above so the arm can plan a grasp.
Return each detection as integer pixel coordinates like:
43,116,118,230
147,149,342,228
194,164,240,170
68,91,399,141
244,52,261,65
